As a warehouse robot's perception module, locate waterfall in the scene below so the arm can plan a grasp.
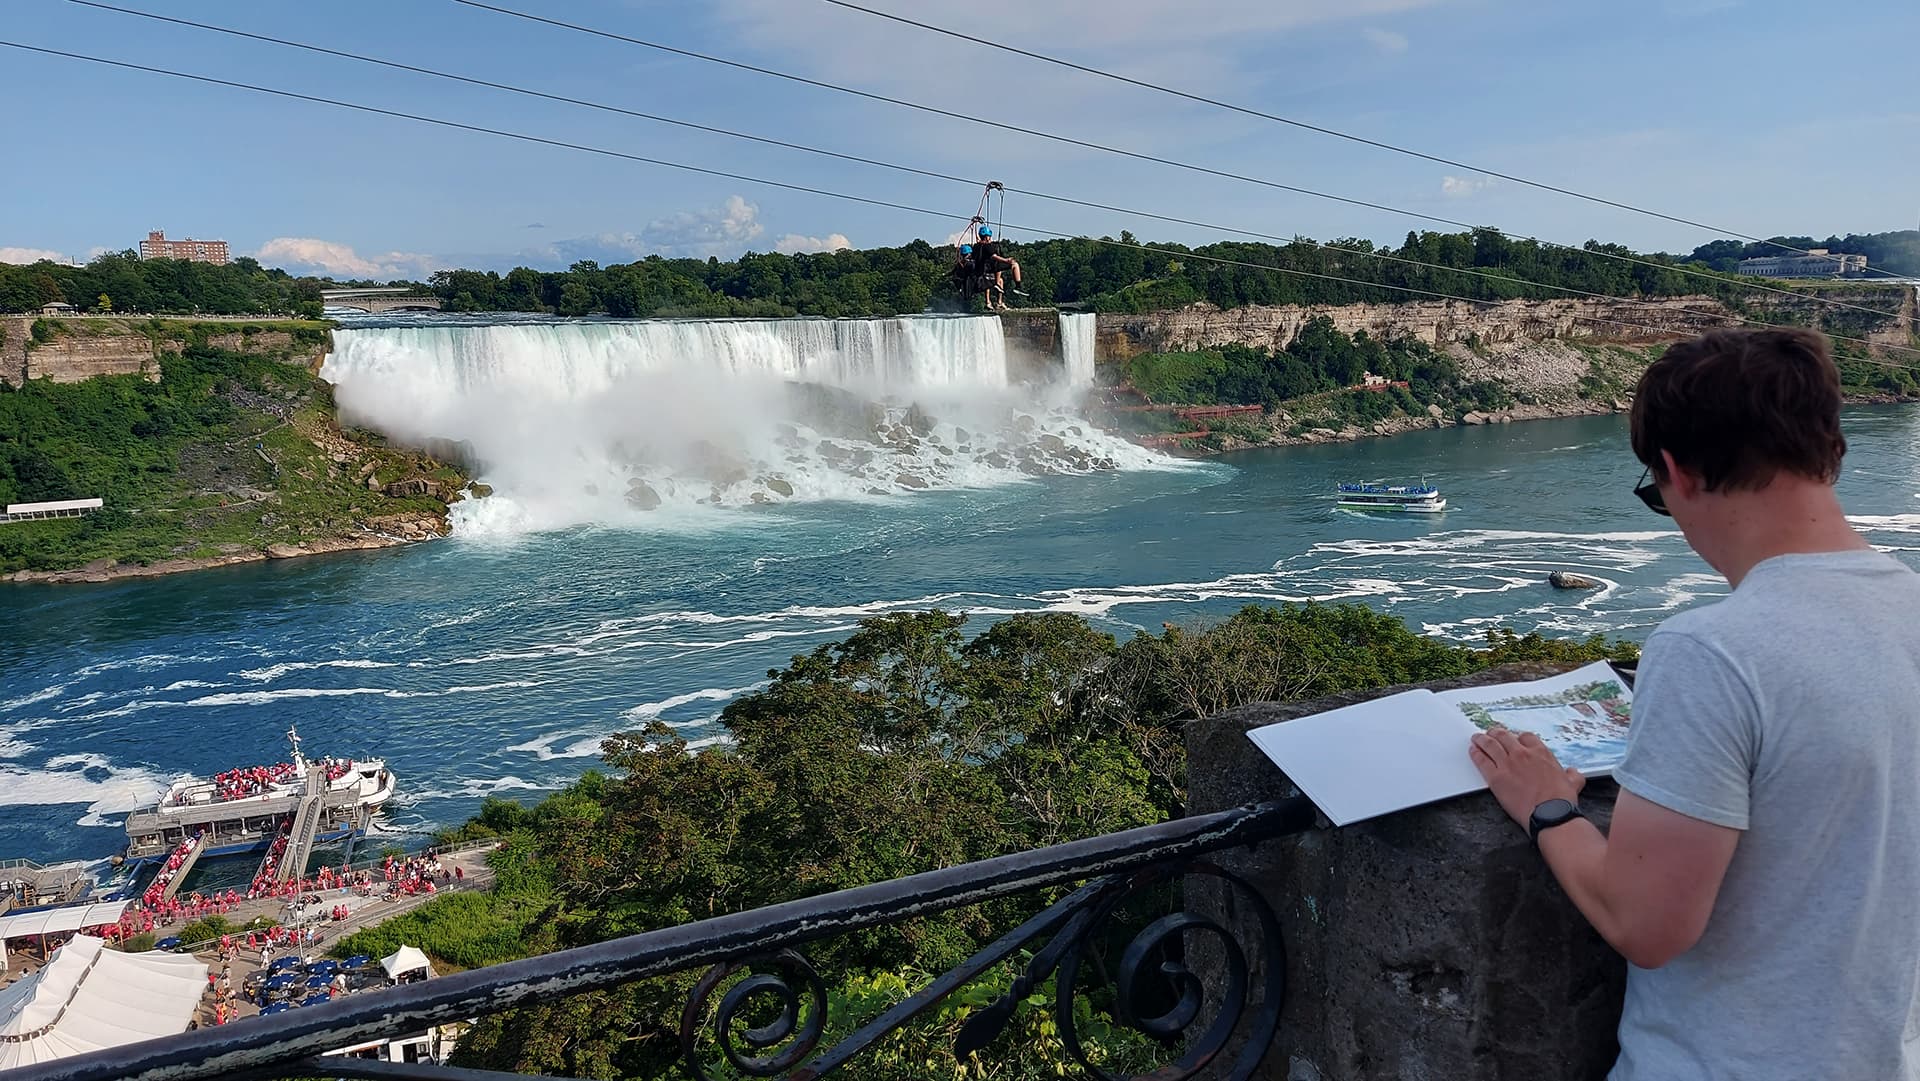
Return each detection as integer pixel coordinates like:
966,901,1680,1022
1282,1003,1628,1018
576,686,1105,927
322,316,1164,533
1059,313,1096,388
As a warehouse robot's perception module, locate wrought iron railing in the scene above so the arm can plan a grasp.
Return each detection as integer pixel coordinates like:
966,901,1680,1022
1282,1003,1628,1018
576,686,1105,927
3,798,1317,1081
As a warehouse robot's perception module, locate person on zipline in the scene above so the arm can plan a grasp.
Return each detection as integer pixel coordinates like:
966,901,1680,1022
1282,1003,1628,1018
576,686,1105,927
971,227,1021,310
950,244,975,297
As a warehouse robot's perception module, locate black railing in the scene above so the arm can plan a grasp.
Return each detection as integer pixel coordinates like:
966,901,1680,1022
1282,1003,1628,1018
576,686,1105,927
3,798,1317,1081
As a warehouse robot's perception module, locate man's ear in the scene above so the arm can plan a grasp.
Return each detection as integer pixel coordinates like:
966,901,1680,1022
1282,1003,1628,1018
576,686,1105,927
1659,449,1705,502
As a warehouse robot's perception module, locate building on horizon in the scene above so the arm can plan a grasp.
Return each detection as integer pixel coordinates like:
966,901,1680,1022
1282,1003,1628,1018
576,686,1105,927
138,230,229,265
1736,248,1867,278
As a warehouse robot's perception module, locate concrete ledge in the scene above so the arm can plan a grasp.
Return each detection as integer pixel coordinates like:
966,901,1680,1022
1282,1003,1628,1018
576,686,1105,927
1187,663,1625,1081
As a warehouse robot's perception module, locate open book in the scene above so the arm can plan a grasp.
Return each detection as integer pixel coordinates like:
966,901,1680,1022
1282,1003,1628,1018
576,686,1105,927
1245,661,1633,827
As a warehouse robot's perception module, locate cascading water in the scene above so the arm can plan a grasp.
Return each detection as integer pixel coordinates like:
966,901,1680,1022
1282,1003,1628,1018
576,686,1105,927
1059,312,1097,388
321,316,1167,533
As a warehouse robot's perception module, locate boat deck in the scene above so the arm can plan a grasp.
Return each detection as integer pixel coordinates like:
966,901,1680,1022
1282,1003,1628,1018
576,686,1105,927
124,785,375,862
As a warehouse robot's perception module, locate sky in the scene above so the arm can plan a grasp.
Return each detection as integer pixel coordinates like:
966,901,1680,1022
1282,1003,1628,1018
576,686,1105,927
1,0,1916,278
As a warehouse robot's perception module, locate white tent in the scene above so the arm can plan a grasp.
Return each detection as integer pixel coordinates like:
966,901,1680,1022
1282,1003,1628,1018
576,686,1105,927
0,901,132,943
379,945,433,982
0,935,206,1069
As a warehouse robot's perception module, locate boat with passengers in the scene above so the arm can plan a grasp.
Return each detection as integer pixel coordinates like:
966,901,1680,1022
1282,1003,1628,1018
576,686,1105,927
1335,481,1446,513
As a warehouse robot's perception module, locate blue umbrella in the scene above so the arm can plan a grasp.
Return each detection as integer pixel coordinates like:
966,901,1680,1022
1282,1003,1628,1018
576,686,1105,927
259,1002,291,1016
265,973,299,990
305,974,332,988
267,957,302,972
299,994,331,1007
154,937,181,950
308,960,340,975
341,955,369,969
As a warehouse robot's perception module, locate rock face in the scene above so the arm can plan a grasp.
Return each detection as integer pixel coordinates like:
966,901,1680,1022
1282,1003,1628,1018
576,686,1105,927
1185,664,1627,1081
1550,570,1602,590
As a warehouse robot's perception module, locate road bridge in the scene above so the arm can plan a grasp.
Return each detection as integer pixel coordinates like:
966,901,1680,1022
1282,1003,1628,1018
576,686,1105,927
319,288,442,313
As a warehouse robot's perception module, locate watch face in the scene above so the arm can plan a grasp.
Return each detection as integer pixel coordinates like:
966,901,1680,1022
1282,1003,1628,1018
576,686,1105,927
1535,798,1575,820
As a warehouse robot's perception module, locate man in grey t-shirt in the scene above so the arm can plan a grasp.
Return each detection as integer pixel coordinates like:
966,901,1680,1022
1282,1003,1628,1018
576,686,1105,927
1468,327,1920,1080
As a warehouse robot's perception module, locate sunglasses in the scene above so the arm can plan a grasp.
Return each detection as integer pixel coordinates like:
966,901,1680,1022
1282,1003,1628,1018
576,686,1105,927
1633,465,1670,517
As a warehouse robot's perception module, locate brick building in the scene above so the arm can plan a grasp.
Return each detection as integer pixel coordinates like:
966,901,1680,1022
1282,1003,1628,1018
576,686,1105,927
138,230,230,265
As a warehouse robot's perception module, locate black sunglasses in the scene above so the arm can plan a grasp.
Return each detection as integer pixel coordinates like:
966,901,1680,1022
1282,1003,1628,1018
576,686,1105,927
1634,466,1670,517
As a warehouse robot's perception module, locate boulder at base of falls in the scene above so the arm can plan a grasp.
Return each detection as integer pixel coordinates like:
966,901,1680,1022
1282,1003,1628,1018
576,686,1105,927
1038,433,1067,452
895,474,930,489
469,482,494,498
953,427,971,444
1548,570,1601,590
383,477,434,498
767,478,795,497
984,452,1011,468
903,403,937,436
626,482,662,511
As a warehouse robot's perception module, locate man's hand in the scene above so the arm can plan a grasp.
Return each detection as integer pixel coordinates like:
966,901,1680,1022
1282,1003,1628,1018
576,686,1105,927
1468,727,1585,832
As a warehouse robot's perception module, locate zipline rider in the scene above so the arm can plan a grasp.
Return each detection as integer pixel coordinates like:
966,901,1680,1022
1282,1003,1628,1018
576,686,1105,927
971,227,1021,311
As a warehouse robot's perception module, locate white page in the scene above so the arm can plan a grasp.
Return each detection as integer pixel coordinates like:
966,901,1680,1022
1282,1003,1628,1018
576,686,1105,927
1244,689,1488,827
1431,660,1633,777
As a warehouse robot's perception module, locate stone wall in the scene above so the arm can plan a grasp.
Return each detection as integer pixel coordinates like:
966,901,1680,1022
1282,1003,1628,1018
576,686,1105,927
1186,664,1626,1081
27,331,160,383
0,317,27,387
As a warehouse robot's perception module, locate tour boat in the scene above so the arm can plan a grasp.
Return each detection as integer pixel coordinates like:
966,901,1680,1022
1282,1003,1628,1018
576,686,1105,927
1335,481,1447,513
122,727,396,862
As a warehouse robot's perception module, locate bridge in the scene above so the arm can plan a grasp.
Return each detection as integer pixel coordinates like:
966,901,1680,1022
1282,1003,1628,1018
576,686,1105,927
320,287,442,313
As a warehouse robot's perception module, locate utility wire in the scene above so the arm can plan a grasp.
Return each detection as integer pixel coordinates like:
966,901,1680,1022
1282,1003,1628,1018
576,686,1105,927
68,0,1895,348
816,0,1917,282
6,38,1916,368
437,0,1913,322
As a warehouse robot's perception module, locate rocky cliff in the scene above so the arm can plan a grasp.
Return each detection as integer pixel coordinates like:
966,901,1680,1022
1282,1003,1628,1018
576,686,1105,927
0,317,332,386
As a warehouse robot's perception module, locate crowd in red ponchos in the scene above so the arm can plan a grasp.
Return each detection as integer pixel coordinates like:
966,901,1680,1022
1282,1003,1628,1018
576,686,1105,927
183,759,354,806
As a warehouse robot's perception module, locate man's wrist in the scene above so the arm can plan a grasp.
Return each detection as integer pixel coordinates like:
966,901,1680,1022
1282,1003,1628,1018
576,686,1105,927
1527,797,1586,847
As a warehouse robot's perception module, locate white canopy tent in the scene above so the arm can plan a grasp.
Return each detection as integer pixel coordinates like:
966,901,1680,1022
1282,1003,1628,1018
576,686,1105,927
0,935,206,1069
379,945,433,983
0,901,131,943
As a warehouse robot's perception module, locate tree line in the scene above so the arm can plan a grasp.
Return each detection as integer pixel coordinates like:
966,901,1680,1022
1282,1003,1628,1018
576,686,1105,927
425,228,1791,320
0,251,334,319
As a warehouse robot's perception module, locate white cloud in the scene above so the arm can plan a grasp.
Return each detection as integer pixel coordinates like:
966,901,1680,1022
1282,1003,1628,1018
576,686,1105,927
254,238,440,280
1440,175,1495,198
774,232,853,255
1362,27,1409,54
643,195,765,258
0,247,67,265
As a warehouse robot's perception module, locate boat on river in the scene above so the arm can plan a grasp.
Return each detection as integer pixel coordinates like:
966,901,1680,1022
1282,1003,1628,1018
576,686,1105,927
1336,481,1446,513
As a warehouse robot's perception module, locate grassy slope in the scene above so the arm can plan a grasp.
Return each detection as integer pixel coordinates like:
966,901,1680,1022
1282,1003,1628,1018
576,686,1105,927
0,347,465,574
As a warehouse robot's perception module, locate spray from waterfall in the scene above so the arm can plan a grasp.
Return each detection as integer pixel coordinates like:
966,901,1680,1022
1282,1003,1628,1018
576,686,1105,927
321,316,1169,534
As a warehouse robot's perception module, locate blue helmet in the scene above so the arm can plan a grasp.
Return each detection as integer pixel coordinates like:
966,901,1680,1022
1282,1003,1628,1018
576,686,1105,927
977,227,993,237
960,245,973,254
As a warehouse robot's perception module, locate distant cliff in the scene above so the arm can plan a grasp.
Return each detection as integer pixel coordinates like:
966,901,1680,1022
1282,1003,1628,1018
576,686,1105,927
0,316,333,386
1000,285,1920,454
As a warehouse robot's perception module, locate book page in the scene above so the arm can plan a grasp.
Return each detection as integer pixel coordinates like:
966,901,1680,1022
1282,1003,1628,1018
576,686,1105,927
1431,660,1633,776
1244,689,1487,827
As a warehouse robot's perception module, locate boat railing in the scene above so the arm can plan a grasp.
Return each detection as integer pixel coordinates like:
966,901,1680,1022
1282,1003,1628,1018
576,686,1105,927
1337,483,1438,496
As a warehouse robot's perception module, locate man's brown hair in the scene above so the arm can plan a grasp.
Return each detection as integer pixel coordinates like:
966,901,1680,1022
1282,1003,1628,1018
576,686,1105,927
1630,327,1846,490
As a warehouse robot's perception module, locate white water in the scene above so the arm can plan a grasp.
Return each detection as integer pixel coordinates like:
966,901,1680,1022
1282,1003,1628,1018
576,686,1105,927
322,316,1167,533
1059,313,1096,388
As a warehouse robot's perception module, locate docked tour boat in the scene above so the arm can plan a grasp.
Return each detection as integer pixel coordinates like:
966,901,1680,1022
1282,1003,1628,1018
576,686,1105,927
123,727,395,863
1335,481,1447,513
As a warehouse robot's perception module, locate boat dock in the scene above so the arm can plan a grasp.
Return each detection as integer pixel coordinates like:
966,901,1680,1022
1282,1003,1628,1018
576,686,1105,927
0,858,93,915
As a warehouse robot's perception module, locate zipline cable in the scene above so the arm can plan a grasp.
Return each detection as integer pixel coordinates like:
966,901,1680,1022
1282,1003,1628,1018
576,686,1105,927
5,38,1916,368
815,0,1919,282
432,0,1912,322
38,6,1910,346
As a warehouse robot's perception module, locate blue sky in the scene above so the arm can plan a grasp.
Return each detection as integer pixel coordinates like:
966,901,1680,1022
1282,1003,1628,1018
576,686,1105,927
2,0,1915,277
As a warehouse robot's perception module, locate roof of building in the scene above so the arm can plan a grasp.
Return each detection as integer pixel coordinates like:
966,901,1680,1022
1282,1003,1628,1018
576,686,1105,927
0,935,206,1069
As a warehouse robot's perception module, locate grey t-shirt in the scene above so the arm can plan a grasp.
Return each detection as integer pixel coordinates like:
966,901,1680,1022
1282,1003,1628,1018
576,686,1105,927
1611,549,1920,1080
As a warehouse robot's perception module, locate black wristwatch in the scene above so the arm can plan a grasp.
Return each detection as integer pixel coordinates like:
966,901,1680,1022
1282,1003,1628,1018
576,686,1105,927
1528,798,1585,847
